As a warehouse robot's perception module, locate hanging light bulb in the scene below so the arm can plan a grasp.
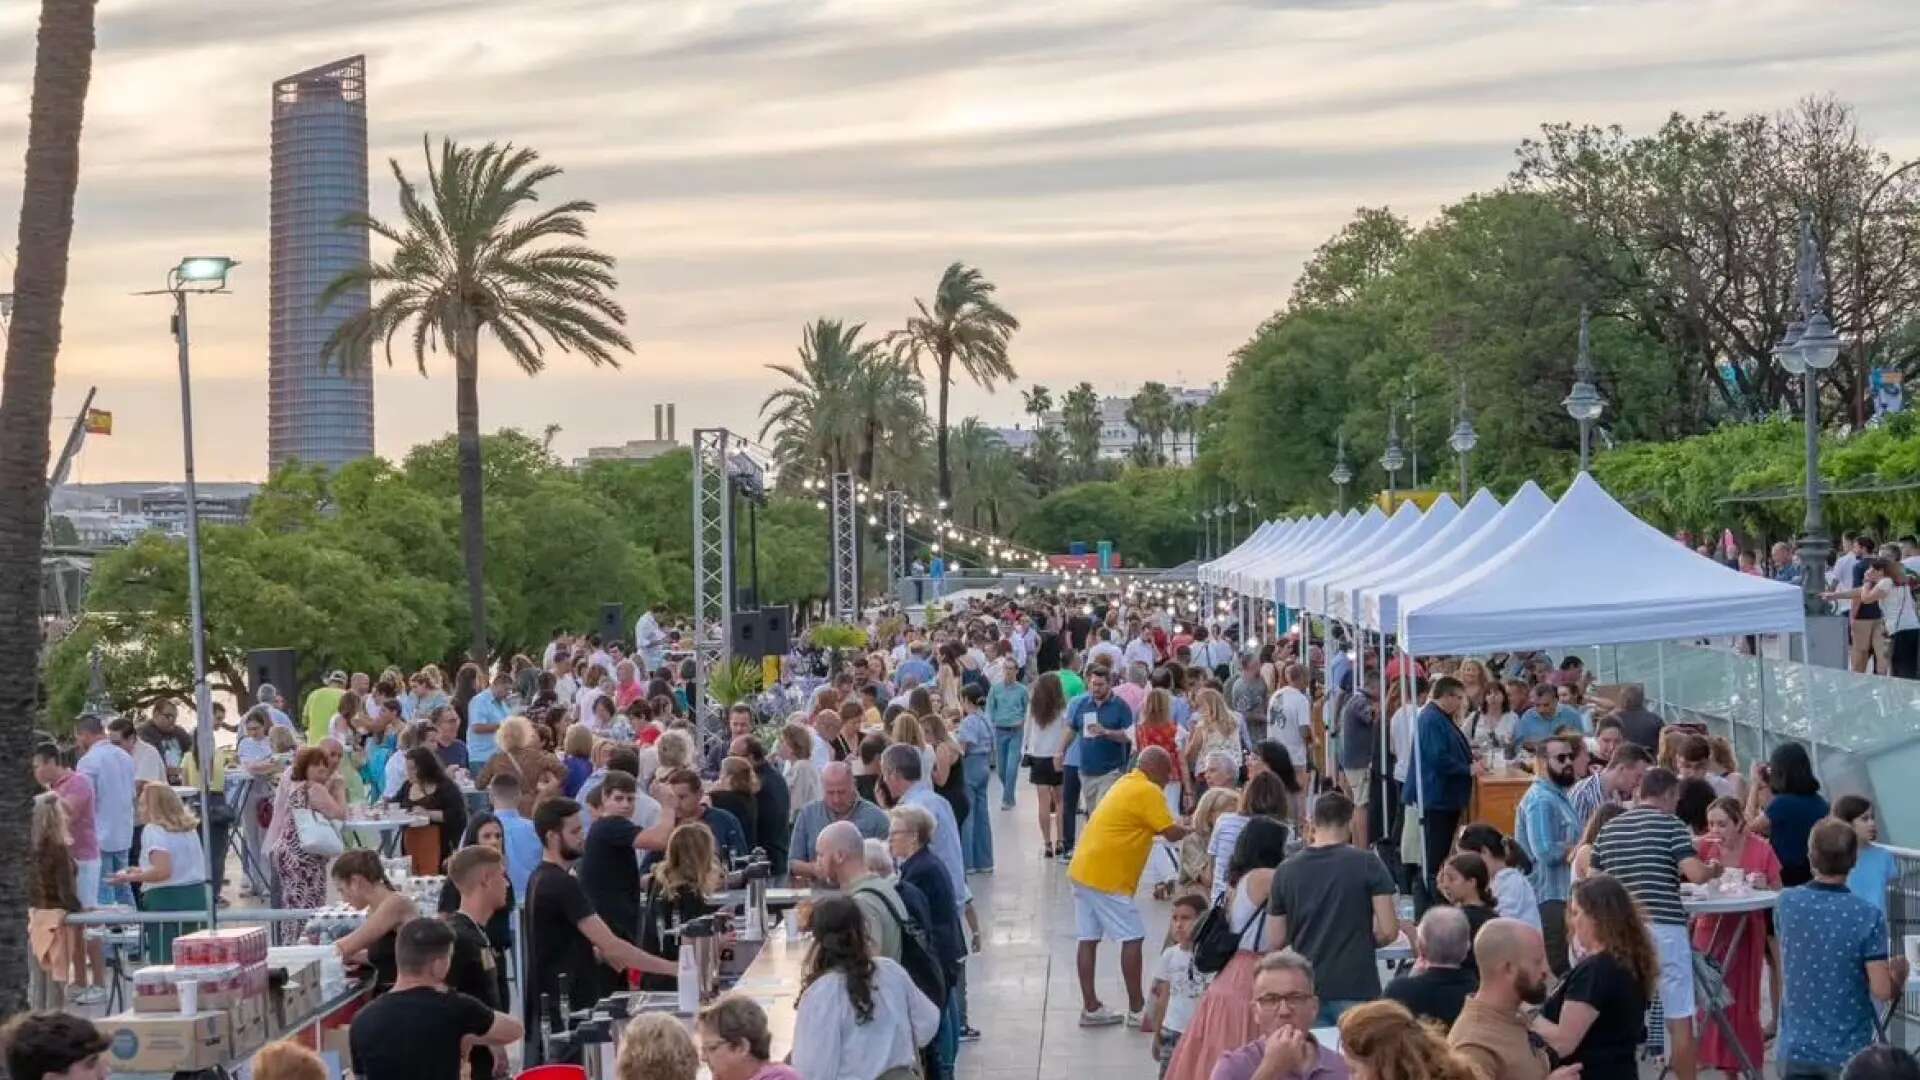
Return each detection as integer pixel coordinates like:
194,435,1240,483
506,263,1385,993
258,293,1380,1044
814,498,827,510
867,514,879,526
884,530,897,542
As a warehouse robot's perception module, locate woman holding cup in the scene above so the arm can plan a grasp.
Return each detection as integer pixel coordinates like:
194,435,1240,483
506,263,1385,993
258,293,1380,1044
1693,796,1780,1072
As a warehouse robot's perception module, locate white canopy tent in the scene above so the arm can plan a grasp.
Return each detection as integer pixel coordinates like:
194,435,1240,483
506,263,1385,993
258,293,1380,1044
1323,489,1500,626
1286,498,1427,611
1397,473,1806,654
1252,506,1388,603
1363,481,1555,636
1202,517,1301,587
1198,515,1305,588
1301,493,1462,618
1232,512,1351,594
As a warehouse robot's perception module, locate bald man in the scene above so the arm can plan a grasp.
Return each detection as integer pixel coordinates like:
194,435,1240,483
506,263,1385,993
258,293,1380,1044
1449,919,1564,1080
817,820,908,962
789,761,890,883
1066,746,1190,1027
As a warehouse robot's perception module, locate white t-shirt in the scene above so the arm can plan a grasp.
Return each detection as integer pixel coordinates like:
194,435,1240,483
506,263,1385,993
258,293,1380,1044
1158,944,1210,1034
127,739,167,786
382,752,409,800
140,825,206,887
1088,642,1123,671
1267,686,1311,762
1389,704,1418,784
809,728,834,771
236,736,276,769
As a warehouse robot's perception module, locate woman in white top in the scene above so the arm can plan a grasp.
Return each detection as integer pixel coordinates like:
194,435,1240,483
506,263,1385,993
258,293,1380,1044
789,895,939,1080
1205,773,1288,902
780,723,824,819
1022,673,1071,858
112,784,207,959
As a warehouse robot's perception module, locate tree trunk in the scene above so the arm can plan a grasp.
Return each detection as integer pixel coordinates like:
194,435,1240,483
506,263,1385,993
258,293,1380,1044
455,334,488,664
935,353,953,500
0,0,97,1020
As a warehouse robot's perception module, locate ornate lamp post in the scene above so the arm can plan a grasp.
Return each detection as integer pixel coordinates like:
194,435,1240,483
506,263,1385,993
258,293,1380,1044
1563,306,1606,471
1448,377,1477,500
1330,433,1353,509
1379,411,1406,511
1774,210,1843,616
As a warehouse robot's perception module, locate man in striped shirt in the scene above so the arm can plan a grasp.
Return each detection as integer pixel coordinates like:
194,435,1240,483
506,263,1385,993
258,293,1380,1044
1592,767,1717,1080
1568,743,1651,831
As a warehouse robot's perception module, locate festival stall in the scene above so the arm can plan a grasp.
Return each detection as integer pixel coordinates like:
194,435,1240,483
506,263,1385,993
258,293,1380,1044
1300,493,1462,619
1320,489,1497,626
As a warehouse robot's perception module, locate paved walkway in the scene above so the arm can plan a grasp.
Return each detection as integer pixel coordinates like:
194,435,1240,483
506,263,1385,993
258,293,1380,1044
956,784,1174,1080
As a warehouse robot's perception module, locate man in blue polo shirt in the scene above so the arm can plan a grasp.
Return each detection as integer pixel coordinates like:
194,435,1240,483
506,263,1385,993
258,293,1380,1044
1510,682,1585,748
1066,666,1134,813
1778,818,1907,1077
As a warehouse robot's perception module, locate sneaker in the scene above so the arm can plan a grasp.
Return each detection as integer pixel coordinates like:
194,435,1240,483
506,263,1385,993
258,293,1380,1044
72,987,108,1006
958,1026,982,1042
1000,801,1015,811
1126,1010,1147,1030
1079,1007,1124,1028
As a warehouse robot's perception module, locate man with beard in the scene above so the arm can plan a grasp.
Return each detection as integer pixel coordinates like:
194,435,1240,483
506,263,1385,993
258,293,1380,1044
523,798,676,1047
1448,919,1569,1080
1513,735,1581,975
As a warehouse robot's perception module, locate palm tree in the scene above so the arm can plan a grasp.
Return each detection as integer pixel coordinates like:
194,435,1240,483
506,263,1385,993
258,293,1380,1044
1062,381,1102,471
887,262,1020,500
1022,384,1053,432
1129,381,1175,462
950,419,1033,534
1025,425,1067,494
1171,400,1198,463
760,319,922,484
0,0,98,1010
321,137,632,663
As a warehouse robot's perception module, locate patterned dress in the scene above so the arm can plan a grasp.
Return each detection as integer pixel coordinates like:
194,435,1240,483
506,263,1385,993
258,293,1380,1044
274,783,330,939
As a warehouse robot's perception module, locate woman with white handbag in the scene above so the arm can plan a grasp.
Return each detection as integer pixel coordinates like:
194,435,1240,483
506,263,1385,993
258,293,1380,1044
268,746,347,936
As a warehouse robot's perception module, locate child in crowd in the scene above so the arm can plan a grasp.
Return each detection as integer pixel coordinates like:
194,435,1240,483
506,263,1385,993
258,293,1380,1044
1144,893,1211,1078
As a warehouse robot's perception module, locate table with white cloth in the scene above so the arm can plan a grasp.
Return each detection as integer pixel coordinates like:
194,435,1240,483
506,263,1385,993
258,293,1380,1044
1682,887,1779,1080
339,813,428,855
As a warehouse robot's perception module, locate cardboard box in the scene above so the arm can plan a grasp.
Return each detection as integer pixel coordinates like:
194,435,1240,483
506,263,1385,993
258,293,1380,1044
227,996,267,1057
101,1011,229,1073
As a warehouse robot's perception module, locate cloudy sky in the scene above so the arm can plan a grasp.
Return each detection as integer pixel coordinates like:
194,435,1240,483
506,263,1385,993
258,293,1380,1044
4,0,1918,481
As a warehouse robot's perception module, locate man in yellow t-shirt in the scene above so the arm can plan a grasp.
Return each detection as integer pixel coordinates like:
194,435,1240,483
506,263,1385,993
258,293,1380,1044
304,671,348,746
1066,746,1189,1028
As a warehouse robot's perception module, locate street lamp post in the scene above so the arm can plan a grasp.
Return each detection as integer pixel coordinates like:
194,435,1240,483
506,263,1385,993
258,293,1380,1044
1380,411,1406,511
1448,376,1477,500
1774,210,1843,616
1404,381,1419,489
145,255,237,928
1330,432,1352,510
1563,306,1606,471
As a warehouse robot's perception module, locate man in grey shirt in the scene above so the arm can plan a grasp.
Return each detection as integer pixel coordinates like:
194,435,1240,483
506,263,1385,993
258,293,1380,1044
1228,655,1269,742
789,762,890,883
1337,680,1378,846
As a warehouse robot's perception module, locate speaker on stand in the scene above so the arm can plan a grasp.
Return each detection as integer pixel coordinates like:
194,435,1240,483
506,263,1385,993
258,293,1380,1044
599,603,627,646
245,648,299,708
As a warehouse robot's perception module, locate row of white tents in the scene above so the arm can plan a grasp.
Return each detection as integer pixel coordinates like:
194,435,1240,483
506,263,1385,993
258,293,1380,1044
1198,473,1808,656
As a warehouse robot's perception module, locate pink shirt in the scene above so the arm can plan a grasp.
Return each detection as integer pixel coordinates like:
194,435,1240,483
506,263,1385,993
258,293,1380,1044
52,771,99,861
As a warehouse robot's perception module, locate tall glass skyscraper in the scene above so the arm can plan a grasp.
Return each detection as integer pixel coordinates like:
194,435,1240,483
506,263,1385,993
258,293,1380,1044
268,55,374,474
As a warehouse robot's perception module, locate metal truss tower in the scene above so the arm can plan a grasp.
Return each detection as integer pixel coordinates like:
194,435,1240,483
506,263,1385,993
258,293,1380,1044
691,430,734,735
830,472,859,622
885,490,906,592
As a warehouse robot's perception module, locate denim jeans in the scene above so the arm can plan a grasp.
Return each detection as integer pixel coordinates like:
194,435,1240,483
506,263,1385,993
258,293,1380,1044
992,726,1023,807
99,848,134,907
1061,766,1082,853
962,755,994,871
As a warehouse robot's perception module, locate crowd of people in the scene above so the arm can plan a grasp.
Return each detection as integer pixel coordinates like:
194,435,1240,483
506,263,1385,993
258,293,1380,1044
13,586,1920,1080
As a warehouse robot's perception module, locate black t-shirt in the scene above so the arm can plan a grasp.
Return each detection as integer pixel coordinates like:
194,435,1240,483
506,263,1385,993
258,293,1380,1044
1458,903,1493,981
527,862,607,1015
1856,559,1882,619
711,790,759,852
578,817,642,940
1382,965,1475,1027
444,913,502,1079
1267,844,1397,1001
754,763,791,873
1542,952,1646,1080
349,986,496,1080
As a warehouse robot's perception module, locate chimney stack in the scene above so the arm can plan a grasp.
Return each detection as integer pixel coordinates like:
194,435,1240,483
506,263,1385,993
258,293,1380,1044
667,403,676,442
653,403,663,441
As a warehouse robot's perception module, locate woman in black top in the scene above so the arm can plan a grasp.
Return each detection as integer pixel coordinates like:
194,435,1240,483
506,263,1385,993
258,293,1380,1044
711,757,760,852
637,824,723,990
920,711,970,827
1533,873,1656,1080
329,851,418,992
394,746,467,869
1436,853,1495,980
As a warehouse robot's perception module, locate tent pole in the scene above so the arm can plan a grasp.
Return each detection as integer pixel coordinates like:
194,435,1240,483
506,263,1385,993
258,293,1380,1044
1756,646,1768,764
1803,634,1819,779
1656,641,1667,723
1378,630,1389,851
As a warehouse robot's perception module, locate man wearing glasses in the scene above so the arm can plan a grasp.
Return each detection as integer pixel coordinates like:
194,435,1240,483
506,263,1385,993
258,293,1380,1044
1209,950,1349,1080
1515,735,1583,975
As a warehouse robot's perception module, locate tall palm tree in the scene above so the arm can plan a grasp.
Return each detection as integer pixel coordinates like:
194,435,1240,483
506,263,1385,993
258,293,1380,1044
1129,381,1175,462
321,137,632,662
1171,400,1198,463
0,0,97,1010
760,319,921,484
887,262,1020,500
1022,384,1053,431
950,419,1033,534
1062,381,1102,471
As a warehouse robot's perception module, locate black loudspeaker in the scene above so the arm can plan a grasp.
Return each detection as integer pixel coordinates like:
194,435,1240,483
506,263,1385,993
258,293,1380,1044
761,606,790,656
730,612,764,659
599,603,626,646
245,648,298,707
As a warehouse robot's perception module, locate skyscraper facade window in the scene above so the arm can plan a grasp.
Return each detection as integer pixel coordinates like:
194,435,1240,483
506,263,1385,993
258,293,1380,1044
268,55,374,474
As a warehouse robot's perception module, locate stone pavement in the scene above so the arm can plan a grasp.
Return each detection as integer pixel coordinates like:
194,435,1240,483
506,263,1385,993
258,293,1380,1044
954,787,1174,1080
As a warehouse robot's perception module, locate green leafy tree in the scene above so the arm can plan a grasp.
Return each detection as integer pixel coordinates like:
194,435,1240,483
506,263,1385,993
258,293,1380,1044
950,419,1033,534
1061,382,1102,471
321,137,633,663
1012,467,1199,566
887,262,1021,500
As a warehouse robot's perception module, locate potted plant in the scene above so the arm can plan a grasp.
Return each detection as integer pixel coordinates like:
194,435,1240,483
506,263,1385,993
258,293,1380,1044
806,622,870,677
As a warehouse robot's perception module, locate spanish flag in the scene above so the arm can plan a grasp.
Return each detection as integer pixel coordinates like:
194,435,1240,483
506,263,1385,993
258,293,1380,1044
83,409,112,435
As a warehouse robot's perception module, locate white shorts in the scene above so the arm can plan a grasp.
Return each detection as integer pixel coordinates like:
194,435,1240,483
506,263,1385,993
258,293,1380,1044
75,858,102,911
1072,883,1146,943
1650,921,1695,1020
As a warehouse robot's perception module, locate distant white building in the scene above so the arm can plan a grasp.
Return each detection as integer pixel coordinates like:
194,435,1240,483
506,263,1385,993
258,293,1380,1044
572,402,682,468
1003,383,1215,463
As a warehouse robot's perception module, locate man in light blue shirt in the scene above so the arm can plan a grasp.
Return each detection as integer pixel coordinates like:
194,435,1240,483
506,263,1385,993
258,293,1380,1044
486,774,541,898
75,714,137,906
1512,683,1586,747
467,671,512,766
1513,733,1581,974
880,743,969,916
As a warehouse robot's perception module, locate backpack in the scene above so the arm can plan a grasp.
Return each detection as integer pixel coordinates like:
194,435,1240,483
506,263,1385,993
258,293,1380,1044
1189,886,1263,975
860,884,949,1008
